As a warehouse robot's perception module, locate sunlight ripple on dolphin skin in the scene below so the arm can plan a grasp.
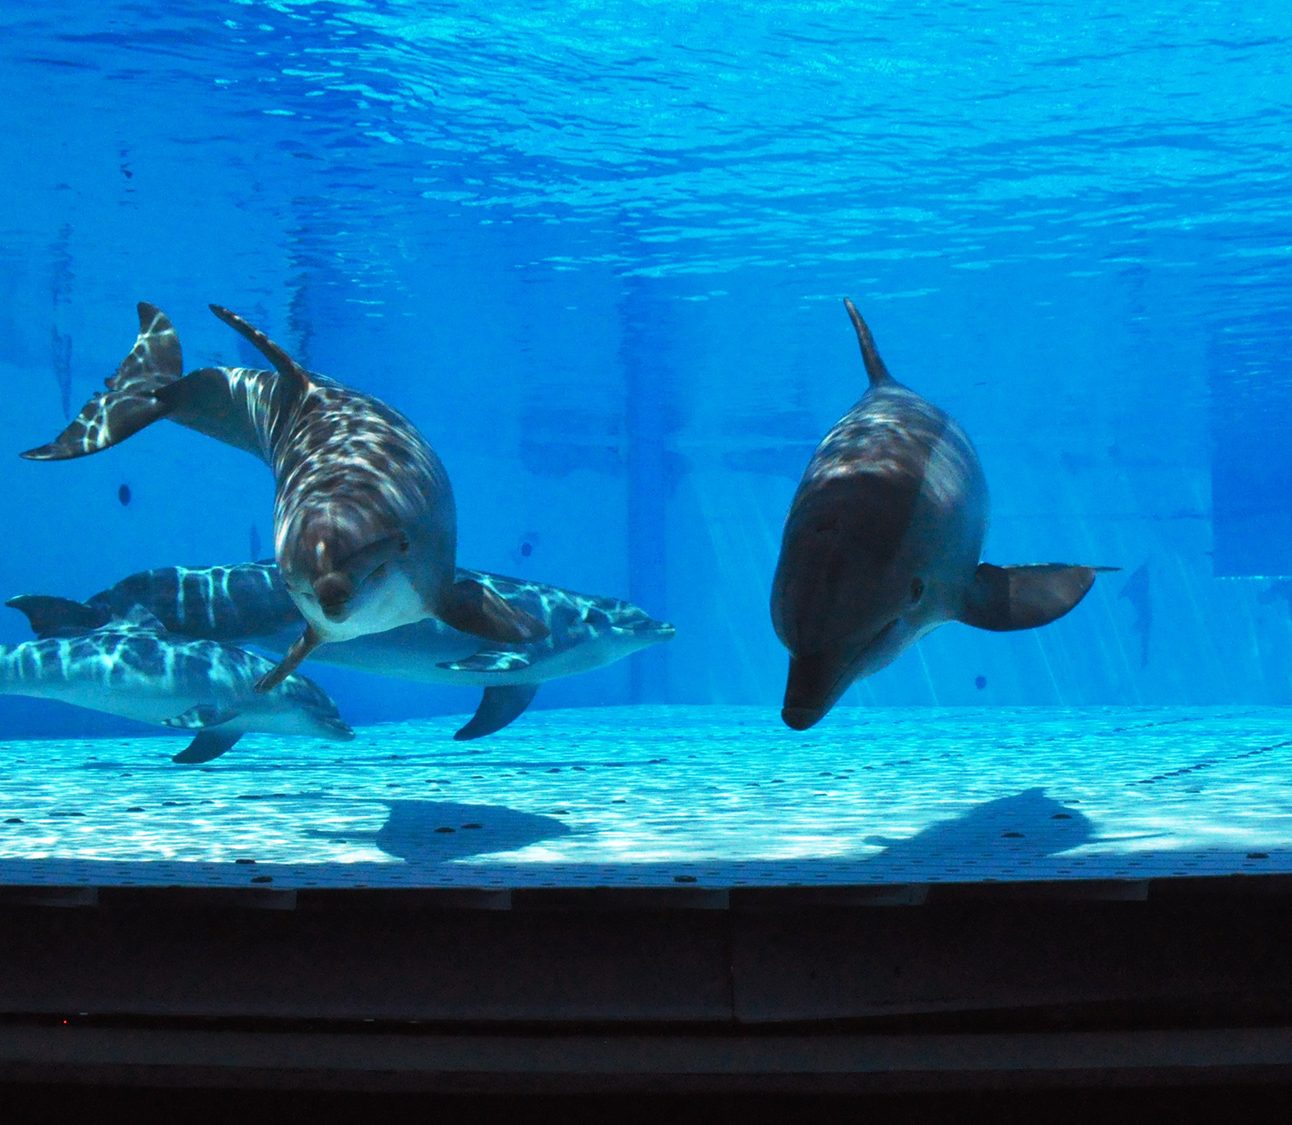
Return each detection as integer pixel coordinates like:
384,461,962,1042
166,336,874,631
11,558,674,742
19,302,550,691
0,604,353,764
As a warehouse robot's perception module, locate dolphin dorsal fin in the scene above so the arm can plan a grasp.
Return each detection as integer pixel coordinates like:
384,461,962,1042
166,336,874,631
843,297,893,388
208,305,312,397
118,302,183,386
5,595,108,638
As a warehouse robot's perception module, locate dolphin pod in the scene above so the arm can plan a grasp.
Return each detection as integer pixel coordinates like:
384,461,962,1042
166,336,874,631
14,295,1110,754
10,560,675,741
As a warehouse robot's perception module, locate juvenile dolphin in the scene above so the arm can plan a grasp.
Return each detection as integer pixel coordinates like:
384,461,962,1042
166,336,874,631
12,561,676,741
0,605,353,763
771,298,1111,730
21,303,547,691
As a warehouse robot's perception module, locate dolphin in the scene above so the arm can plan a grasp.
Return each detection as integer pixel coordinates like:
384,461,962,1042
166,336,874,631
0,605,353,763
20,303,547,691
771,298,1112,730
11,561,676,741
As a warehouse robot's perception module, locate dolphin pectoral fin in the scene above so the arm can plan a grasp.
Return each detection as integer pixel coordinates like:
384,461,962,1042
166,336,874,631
960,563,1117,632
438,579,550,644
173,729,243,764
164,704,240,730
20,303,182,461
5,595,108,638
255,626,321,693
453,684,540,741
437,650,534,674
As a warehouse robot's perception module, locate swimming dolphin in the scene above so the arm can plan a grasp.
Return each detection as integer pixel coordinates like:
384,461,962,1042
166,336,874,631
20,303,547,691
11,561,676,741
0,605,353,763
771,298,1111,730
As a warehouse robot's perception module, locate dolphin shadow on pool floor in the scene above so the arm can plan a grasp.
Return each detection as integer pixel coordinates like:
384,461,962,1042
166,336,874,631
302,799,574,865
861,787,1098,871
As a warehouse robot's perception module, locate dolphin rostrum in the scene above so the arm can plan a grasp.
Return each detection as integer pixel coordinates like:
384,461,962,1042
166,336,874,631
0,605,353,763
771,298,1112,730
20,303,547,691
11,561,675,741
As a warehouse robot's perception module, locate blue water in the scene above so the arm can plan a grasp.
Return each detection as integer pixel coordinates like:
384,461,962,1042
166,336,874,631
4,706,1290,888
0,3,1290,882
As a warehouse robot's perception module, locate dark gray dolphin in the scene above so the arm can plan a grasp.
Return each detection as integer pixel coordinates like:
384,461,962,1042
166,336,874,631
20,303,547,691
771,298,1112,730
11,561,675,741
0,605,352,763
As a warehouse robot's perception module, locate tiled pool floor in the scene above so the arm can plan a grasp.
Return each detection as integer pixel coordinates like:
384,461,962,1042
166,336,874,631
1,705,1290,889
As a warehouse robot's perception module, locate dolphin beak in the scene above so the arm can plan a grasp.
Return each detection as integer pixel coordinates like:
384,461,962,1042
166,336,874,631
782,705,825,731
314,572,354,622
781,652,851,731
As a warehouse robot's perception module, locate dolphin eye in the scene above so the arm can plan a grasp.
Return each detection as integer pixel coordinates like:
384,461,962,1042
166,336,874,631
910,578,925,604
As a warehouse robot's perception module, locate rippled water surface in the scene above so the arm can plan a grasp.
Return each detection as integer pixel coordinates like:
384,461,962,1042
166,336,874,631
4,2,1289,299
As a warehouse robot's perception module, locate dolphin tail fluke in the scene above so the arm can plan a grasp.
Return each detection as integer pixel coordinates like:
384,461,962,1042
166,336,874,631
173,729,243,764
454,684,539,741
439,579,550,645
5,595,108,637
959,563,1118,632
20,303,182,461
254,626,321,693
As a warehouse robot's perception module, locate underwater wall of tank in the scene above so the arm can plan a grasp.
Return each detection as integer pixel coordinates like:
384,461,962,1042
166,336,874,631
0,2,1289,741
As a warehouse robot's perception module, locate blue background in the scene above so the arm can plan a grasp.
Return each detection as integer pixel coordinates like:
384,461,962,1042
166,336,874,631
1,1,1290,738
